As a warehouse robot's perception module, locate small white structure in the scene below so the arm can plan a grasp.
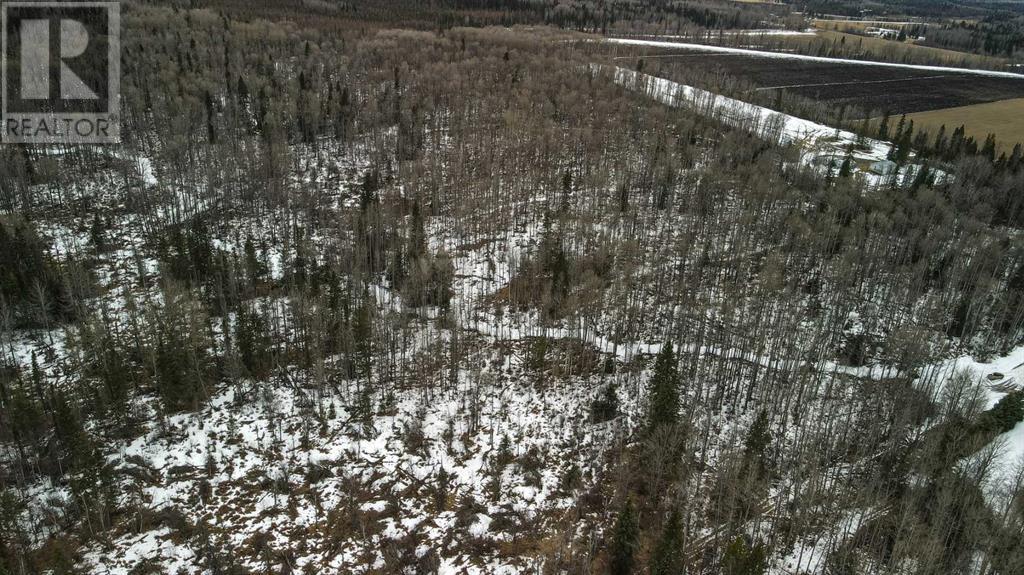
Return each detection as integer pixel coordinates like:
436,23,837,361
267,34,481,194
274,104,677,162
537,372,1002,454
865,27,900,39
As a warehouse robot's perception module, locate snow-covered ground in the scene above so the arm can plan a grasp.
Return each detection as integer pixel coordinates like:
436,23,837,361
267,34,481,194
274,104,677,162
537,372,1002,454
605,37,1024,79
77,359,602,574
612,29,817,40
4,77,1020,574
947,347,1024,507
989,421,1024,495
950,345,1024,409
2,143,635,574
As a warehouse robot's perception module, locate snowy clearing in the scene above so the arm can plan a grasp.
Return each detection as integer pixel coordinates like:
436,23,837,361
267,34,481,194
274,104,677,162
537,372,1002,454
611,29,817,40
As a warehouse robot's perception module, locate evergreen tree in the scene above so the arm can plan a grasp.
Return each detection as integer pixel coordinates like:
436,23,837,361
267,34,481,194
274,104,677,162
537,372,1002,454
933,124,947,157
981,133,998,162
608,500,639,575
838,154,852,179
243,235,265,288
877,111,890,140
89,213,106,253
742,410,772,480
353,291,375,381
647,342,680,429
721,537,767,575
151,287,214,411
408,201,427,261
894,114,906,142
1008,143,1022,171
51,389,90,473
978,391,1024,435
592,382,620,423
353,381,375,437
528,335,549,372
911,163,932,191
4,382,44,470
235,305,272,379
649,508,684,575
87,319,132,426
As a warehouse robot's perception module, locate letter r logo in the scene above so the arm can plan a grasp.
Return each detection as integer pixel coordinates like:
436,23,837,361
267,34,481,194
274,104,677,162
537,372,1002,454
2,2,120,143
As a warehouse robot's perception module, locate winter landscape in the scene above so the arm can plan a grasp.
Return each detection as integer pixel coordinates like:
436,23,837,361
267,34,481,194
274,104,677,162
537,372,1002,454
2,1,1024,574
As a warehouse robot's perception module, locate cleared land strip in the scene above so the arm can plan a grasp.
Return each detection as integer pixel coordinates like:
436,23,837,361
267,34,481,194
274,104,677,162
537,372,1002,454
605,38,1024,79
612,52,755,60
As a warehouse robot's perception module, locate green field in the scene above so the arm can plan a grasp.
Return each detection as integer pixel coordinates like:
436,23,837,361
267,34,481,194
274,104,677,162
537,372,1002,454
905,97,1024,152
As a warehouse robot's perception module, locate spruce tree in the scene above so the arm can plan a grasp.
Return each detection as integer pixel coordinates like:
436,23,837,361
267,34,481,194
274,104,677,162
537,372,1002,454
51,390,90,473
742,410,772,480
235,305,271,379
647,342,680,429
408,201,427,261
838,155,852,179
592,382,620,423
5,383,43,470
243,235,264,288
877,111,890,140
649,508,684,575
608,500,639,575
89,213,106,253
353,291,375,381
981,133,997,162
722,537,767,575
151,287,213,411
979,391,1023,434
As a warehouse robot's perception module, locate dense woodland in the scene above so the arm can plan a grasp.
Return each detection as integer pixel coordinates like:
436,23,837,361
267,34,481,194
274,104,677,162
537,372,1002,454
164,0,800,35
800,0,1024,20
923,18,1024,59
1,1,1024,574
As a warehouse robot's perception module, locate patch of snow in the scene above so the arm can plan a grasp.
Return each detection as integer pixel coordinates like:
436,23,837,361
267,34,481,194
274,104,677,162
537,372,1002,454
947,344,1024,408
615,29,817,40
468,513,492,537
135,157,158,187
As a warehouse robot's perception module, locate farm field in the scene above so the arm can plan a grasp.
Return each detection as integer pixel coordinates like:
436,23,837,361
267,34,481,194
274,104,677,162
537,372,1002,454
905,97,1024,151
804,30,1008,68
614,47,1024,116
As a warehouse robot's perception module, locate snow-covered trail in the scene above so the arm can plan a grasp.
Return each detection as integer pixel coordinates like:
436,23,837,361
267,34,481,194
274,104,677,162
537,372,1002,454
605,37,1024,80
